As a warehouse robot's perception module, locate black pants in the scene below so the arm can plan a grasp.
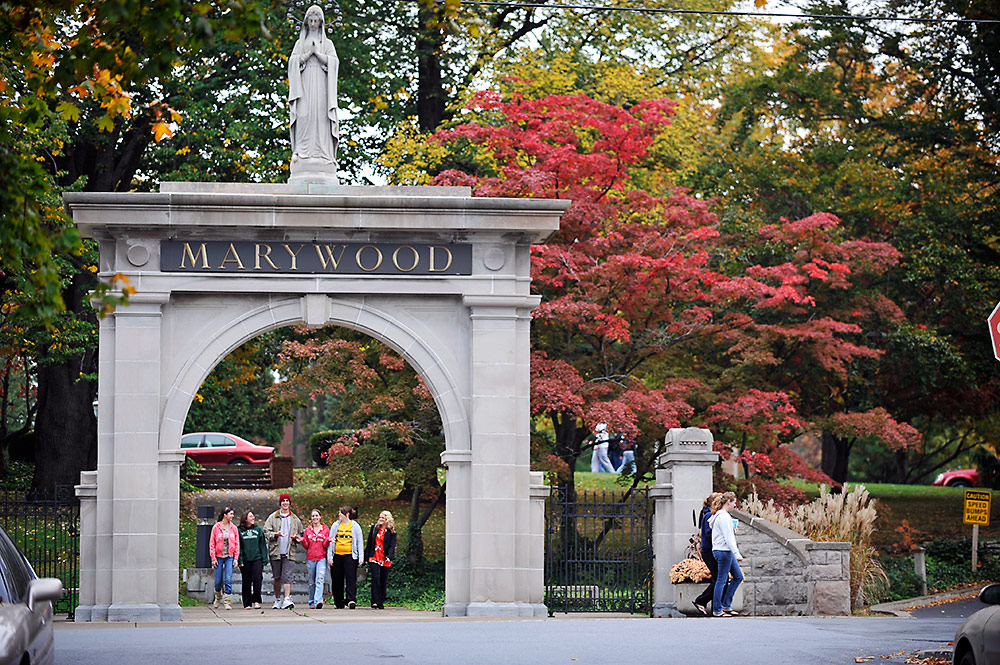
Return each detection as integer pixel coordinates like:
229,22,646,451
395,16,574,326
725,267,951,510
369,562,390,608
240,559,263,608
694,549,727,609
331,554,358,608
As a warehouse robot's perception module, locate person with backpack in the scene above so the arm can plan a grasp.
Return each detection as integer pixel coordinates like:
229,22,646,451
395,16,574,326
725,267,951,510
692,493,722,616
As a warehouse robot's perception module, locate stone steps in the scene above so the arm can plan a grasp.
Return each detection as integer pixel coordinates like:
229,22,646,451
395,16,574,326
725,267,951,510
189,465,272,490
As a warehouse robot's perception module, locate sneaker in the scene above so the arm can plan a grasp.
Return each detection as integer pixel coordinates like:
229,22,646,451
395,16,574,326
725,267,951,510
693,602,708,616
371,603,378,609
316,602,323,609
348,601,356,609
253,602,261,609
272,599,282,610
281,597,295,610
377,604,384,610
308,602,316,609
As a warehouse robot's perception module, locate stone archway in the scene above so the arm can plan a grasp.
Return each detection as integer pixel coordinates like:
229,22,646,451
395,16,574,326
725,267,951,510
65,183,568,621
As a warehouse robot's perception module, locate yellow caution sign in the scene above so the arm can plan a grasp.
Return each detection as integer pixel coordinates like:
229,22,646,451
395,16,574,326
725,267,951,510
964,489,992,525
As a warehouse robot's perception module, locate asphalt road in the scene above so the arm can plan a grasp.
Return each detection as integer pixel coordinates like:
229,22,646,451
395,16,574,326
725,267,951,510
55,615,962,665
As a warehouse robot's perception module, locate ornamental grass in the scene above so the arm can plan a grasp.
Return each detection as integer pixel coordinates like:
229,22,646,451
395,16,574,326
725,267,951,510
742,484,888,609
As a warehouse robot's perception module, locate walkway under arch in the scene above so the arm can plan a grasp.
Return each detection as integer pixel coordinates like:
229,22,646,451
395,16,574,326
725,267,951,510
65,182,568,621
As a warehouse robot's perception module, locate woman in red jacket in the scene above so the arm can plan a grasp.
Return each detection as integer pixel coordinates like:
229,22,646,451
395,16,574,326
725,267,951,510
366,510,397,609
210,507,240,610
299,508,331,609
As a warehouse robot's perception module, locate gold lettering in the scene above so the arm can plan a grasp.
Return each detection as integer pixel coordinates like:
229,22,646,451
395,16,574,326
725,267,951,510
219,243,245,270
180,243,209,269
392,246,419,272
283,244,305,271
255,244,279,270
356,245,383,272
314,244,348,270
428,245,453,272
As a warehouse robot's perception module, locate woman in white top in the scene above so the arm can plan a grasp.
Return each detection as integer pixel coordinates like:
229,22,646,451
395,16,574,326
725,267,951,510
708,491,744,616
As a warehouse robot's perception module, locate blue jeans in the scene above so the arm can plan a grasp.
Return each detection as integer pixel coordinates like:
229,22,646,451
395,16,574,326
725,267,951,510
712,549,743,614
616,450,635,473
307,559,326,606
213,556,234,594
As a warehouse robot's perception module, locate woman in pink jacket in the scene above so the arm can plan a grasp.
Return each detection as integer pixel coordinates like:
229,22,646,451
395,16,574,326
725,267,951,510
210,507,240,610
298,509,331,609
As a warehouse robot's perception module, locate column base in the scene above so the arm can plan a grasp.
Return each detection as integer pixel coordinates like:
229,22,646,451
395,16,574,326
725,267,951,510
108,603,163,622
652,602,688,618
464,601,547,617
442,602,468,617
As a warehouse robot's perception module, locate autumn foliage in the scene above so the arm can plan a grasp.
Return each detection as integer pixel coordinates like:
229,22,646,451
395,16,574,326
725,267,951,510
429,90,920,500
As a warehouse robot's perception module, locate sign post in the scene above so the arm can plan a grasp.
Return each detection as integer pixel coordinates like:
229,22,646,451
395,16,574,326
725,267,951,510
989,301,1000,361
964,489,992,571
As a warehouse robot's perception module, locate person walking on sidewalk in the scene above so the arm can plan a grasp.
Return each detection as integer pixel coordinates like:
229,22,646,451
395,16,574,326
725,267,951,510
327,505,364,609
692,493,722,616
300,509,331,609
709,491,744,617
210,507,240,611
238,510,267,609
366,510,397,609
263,493,304,609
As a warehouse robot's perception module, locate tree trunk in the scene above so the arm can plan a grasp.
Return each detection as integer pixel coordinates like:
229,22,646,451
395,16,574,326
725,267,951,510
820,431,851,487
32,358,97,493
416,6,447,133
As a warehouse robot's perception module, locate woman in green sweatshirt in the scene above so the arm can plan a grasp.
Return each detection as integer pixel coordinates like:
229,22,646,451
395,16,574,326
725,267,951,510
238,511,268,609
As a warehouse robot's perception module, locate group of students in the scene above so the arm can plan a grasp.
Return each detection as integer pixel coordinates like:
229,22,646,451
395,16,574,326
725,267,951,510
692,490,744,617
208,493,397,611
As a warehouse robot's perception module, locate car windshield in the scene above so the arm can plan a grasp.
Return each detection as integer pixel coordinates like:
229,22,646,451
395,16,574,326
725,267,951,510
0,529,33,603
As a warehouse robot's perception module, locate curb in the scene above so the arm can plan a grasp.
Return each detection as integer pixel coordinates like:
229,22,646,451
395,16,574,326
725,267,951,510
870,586,982,617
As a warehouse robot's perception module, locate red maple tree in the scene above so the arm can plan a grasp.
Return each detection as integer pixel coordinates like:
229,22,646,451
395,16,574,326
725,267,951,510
431,90,920,502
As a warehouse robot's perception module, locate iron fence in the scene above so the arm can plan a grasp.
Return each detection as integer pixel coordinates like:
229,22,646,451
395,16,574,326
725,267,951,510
0,485,79,618
544,486,653,615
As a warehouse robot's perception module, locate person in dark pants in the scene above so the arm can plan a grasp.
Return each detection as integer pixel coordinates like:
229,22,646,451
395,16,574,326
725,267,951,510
693,492,723,616
366,510,397,609
327,505,364,609
238,510,268,609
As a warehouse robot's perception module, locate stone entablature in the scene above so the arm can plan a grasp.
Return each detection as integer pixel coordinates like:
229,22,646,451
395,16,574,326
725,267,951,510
731,509,851,616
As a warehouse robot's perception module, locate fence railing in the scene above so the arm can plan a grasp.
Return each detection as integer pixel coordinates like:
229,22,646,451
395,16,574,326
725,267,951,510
544,486,653,615
0,485,80,618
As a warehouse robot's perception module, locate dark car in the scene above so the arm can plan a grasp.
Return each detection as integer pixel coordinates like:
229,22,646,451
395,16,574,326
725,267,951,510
0,524,63,665
180,432,274,465
953,583,1000,665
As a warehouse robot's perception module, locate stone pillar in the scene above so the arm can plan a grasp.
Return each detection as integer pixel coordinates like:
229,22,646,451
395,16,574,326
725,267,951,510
88,293,171,622
462,295,539,617
651,427,718,618
524,471,550,616
74,471,98,622
441,449,472,616
806,542,851,616
156,450,186,621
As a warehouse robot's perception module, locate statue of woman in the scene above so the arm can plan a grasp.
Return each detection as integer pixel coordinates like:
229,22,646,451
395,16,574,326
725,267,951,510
288,5,339,181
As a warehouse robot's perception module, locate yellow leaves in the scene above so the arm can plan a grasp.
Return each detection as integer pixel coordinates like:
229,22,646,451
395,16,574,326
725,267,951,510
153,121,173,142
96,115,115,132
56,101,81,123
755,0,768,7
176,146,191,156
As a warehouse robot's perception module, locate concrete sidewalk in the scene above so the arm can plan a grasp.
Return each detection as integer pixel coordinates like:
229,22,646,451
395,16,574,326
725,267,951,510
55,604,645,628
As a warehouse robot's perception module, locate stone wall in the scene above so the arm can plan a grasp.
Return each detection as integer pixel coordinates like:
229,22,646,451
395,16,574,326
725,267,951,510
730,509,851,616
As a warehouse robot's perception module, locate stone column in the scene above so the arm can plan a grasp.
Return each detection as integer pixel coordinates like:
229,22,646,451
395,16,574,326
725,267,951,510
156,450,186,620
441,449,472,616
462,295,539,617
73,471,98,622
525,471,550,616
651,427,718,617
94,293,170,622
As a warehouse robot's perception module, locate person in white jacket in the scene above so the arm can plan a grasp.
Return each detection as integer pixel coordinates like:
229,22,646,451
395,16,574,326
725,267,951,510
708,491,744,616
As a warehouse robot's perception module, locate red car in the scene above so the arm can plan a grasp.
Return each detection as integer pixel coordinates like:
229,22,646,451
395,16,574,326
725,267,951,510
933,468,980,488
180,432,274,465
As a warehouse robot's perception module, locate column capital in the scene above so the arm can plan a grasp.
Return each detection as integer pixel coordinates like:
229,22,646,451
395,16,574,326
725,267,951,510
440,449,472,467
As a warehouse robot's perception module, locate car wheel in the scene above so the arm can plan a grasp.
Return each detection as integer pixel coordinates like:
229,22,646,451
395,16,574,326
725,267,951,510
957,647,976,665
949,479,973,488
228,459,250,466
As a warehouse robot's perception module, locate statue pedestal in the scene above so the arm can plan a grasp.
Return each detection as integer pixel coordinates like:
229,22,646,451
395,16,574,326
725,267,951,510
289,155,338,184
